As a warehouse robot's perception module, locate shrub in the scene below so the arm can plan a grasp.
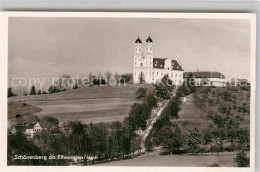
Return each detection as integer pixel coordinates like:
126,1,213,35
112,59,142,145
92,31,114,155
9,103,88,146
135,87,147,99
235,150,249,167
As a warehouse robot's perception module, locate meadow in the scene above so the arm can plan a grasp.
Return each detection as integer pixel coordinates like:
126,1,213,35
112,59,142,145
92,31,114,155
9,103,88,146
8,84,146,124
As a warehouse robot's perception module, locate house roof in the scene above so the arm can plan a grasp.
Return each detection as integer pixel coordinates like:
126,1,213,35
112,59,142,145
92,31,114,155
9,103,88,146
27,122,36,129
153,58,184,71
183,71,225,79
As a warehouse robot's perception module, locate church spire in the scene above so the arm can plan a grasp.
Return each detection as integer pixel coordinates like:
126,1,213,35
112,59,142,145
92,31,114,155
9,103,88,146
135,35,142,44
146,34,153,43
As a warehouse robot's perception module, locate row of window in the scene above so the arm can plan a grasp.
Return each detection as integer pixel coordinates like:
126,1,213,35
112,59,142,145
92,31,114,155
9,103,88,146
135,47,152,52
134,71,182,78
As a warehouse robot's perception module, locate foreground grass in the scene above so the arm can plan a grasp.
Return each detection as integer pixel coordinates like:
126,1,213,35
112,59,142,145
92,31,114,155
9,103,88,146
96,149,237,167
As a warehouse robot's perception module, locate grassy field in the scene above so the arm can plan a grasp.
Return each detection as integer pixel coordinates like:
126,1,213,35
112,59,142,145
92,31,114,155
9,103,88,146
8,101,42,120
172,94,209,133
8,84,148,124
97,148,237,167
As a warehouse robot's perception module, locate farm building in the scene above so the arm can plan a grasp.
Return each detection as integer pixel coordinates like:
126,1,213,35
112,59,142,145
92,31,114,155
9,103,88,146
183,71,227,87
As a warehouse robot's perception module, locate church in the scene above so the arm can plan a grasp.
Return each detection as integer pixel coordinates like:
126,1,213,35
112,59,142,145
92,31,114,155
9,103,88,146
133,35,184,85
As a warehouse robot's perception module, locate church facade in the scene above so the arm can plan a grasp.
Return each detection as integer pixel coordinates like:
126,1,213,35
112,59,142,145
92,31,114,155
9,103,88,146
133,35,184,85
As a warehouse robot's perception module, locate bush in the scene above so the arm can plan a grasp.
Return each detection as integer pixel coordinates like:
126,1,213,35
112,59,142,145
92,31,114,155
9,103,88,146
235,150,249,167
135,87,147,99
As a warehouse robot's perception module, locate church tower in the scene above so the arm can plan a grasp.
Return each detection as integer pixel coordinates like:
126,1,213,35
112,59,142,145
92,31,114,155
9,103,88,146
145,34,153,67
144,35,153,83
133,36,144,83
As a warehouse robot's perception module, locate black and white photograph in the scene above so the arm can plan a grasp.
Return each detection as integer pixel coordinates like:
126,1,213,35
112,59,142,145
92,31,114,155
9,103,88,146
0,12,256,171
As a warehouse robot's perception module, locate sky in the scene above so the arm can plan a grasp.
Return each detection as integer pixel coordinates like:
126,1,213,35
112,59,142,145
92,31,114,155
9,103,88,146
8,17,251,90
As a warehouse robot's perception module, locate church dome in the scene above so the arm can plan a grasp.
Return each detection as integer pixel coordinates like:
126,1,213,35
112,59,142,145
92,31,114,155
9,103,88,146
146,35,153,43
135,36,142,44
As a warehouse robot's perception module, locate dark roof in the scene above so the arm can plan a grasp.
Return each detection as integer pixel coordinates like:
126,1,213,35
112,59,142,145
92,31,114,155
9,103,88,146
183,72,225,79
146,35,153,43
153,58,166,69
172,60,184,71
153,58,184,71
27,122,36,129
135,36,142,44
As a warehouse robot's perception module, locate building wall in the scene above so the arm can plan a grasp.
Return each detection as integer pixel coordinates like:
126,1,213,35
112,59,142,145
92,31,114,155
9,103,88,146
194,78,227,87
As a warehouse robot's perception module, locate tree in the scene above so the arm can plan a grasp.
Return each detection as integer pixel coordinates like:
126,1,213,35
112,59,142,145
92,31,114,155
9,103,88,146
139,72,145,84
203,128,213,151
48,85,58,94
38,89,42,95
135,87,147,99
144,93,157,109
8,88,14,98
155,83,170,99
61,74,72,90
235,150,249,167
88,123,108,162
162,125,185,154
145,136,153,152
120,126,132,158
128,103,146,130
30,86,36,95
105,72,113,84
186,128,202,154
42,116,59,131
8,132,42,165
88,72,93,85
121,73,133,84
108,121,122,160
114,72,121,84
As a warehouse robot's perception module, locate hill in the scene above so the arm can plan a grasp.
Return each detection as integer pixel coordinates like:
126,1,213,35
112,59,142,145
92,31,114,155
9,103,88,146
8,84,151,124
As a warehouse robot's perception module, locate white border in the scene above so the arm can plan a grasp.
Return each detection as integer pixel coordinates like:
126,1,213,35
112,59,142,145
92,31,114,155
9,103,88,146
0,12,256,172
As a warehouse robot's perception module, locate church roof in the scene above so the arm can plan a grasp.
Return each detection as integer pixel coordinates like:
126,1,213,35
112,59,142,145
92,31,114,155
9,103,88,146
183,71,225,79
146,35,153,43
153,58,184,71
153,58,166,69
135,36,142,44
172,60,184,71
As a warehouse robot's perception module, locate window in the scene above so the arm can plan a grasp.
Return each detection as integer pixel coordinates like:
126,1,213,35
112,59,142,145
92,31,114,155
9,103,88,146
179,74,181,78
175,74,177,78
171,74,173,78
141,63,142,66
150,47,152,51
150,62,151,65
157,72,158,75
139,48,141,51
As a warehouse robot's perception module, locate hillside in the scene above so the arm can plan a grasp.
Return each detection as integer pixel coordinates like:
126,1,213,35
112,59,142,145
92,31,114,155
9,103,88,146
8,84,151,124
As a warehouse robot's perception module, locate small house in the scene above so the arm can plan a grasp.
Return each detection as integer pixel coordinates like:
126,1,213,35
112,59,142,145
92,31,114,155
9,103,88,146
25,122,43,138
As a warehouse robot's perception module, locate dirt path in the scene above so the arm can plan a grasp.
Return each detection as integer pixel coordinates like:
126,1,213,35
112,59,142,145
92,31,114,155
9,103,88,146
140,89,177,152
140,99,169,152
